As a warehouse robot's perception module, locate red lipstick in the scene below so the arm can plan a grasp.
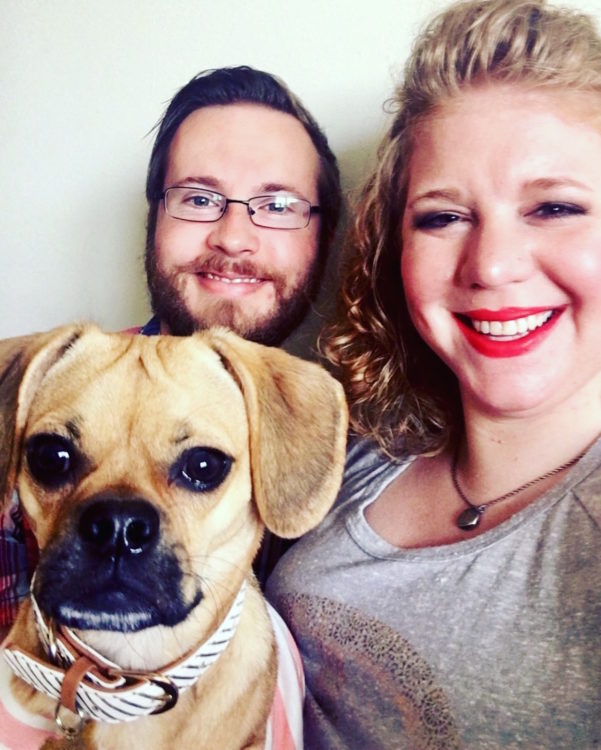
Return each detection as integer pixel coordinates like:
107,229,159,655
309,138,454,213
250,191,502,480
455,307,563,358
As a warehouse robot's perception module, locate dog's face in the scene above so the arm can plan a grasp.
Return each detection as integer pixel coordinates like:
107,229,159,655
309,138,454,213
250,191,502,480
21,333,255,648
1,325,347,669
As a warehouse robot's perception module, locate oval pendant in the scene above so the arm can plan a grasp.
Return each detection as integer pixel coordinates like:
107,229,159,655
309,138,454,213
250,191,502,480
457,507,483,531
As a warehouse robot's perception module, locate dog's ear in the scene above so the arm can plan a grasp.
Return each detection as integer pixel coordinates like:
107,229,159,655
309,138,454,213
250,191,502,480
205,329,348,538
0,325,85,511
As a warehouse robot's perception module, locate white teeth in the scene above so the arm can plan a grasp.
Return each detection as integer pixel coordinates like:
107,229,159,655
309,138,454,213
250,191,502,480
471,310,553,338
205,273,260,284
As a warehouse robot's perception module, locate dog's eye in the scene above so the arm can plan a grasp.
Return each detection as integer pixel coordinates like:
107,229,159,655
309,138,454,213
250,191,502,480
175,447,232,492
26,434,77,487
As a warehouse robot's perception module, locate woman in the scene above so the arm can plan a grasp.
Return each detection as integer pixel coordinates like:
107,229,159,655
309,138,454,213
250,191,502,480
267,0,601,747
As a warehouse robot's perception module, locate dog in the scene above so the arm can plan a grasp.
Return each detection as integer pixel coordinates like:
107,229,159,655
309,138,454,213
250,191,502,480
0,324,348,749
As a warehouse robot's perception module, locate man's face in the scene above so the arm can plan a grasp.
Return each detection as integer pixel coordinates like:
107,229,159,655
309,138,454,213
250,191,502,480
146,103,322,344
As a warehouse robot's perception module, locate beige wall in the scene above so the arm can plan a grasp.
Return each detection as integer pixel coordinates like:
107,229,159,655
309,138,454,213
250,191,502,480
2,0,601,340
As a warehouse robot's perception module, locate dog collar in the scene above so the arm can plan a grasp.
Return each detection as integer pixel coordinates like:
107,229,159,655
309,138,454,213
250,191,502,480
3,579,246,730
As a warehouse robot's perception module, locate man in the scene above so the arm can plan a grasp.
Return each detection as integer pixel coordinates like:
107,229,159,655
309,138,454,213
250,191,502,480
0,66,341,630
142,65,341,346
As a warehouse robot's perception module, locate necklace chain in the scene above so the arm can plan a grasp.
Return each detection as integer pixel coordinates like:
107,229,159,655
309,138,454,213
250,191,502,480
452,449,586,531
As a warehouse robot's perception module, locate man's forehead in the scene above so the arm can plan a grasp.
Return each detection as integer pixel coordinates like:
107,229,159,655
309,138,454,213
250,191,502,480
165,103,320,198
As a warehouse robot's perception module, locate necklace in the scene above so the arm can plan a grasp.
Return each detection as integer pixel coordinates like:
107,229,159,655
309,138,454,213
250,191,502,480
452,449,586,531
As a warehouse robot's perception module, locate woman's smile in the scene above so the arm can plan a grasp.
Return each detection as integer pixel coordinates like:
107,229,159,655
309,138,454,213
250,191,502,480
454,307,562,357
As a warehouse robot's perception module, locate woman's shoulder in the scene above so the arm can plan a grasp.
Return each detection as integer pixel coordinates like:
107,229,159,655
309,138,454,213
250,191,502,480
335,435,411,510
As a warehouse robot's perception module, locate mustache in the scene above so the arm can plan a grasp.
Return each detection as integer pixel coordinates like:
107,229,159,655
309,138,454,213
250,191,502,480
182,254,274,281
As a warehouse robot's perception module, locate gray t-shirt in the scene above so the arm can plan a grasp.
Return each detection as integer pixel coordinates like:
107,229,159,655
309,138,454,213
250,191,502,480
267,437,601,749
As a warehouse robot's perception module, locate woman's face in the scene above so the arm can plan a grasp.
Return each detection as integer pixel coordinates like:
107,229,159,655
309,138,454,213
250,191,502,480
401,84,601,420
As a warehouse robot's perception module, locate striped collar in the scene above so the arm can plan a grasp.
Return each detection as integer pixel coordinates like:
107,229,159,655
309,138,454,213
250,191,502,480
3,581,246,735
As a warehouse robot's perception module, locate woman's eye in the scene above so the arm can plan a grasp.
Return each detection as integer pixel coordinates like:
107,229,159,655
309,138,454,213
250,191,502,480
413,211,463,230
530,202,586,220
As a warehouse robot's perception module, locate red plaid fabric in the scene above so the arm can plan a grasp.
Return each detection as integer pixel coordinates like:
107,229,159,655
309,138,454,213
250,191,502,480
0,496,35,627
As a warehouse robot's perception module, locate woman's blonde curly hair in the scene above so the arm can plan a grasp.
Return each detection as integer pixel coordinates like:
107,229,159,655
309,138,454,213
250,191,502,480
323,0,601,459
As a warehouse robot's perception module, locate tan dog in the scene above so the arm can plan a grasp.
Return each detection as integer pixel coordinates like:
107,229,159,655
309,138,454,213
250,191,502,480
0,324,347,749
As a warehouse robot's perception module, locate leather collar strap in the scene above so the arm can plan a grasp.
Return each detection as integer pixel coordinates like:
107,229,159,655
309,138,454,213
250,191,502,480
3,580,246,725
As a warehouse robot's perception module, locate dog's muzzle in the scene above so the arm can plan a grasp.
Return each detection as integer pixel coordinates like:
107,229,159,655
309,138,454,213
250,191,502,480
34,497,196,632
3,577,246,734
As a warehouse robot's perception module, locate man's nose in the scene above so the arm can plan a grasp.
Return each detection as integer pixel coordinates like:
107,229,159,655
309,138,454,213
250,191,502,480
206,203,260,256
457,218,536,289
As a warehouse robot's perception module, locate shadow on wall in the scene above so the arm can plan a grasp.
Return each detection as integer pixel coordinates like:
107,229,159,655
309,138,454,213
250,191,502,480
68,183,151,336
283,135,381,362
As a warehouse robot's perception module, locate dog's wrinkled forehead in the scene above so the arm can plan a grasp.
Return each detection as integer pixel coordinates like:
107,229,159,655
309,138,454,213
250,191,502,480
24,331,248,456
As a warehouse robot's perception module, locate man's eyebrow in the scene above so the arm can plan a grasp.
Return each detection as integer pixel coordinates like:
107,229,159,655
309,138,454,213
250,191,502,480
259,182,303,196
172,177,311,198
176,176,222,190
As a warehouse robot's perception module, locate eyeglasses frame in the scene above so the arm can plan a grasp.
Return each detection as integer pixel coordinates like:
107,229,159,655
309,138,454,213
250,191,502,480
161,186,321,229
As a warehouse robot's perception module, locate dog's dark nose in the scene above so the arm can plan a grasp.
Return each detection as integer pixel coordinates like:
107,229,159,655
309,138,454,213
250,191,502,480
78,499,160,558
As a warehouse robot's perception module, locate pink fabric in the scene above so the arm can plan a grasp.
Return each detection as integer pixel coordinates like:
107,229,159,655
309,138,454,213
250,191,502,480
265,603,304,749
0,704,56,749
0,651,57,748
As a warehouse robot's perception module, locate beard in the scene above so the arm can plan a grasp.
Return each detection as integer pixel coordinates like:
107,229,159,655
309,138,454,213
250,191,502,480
145,248,323,346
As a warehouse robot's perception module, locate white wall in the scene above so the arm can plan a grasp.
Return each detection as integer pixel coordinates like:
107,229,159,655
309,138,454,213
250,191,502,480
3,0,601,340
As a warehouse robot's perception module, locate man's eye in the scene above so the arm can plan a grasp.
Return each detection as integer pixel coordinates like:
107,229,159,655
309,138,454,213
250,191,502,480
266,202,288,213
188,195,210,207
530,202,586,220
182,194,214,208
172,447,233,492
413,211,463,230
257,196,297,214
175,189,223,210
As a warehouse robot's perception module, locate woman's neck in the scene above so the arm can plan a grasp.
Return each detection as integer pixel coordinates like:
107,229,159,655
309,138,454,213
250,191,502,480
457,384,601,498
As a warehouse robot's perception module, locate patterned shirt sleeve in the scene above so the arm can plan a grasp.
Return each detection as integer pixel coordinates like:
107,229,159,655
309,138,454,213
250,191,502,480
0,493,35,627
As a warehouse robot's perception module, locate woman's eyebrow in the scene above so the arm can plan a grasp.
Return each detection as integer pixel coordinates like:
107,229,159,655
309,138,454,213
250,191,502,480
522,176,592,192
405,188,464,209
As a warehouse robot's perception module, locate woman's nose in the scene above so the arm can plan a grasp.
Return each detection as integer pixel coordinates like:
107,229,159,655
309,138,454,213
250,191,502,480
457,218,536,289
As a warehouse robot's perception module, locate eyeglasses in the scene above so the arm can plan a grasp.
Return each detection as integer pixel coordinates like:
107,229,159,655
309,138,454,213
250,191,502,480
162,187,321,230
